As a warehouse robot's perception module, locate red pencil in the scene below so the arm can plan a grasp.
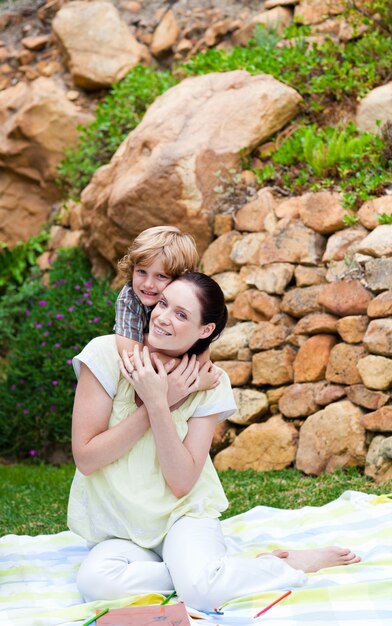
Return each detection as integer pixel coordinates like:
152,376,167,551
253,590,292,619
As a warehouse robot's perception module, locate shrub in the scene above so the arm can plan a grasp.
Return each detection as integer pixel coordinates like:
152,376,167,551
0,231,49,295
252,122,392,211
0,248,118,460
57,65,178,198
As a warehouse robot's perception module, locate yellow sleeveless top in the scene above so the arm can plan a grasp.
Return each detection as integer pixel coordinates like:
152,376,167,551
67,335,236,547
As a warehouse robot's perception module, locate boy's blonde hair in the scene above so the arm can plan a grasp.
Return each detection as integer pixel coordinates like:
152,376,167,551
118,226,199,281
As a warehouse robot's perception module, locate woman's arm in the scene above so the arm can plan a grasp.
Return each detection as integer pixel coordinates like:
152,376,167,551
131,346,219,498
72,363,150,475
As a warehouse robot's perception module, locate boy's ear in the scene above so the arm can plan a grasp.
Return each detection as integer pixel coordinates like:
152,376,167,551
200,323,216,339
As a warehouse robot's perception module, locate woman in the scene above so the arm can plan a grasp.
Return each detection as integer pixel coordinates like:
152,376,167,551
68,272,360,610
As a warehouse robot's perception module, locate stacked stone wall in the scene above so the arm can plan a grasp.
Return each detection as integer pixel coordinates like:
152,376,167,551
203,189,392,482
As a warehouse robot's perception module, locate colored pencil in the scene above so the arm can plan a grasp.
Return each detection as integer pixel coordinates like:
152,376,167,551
161,590,176,605
253,590,292,619
82,607,109,626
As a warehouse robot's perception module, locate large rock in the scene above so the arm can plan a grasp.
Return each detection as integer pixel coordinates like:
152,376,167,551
317,280,372,316
299,191,345,234
279,383,321,418
210,321,256,360
367,290,392,318
296,400,366,475
356,82,392,136
281,285,324,318
295,0,345,25
365,259,392,293
230,233,267,266
345,384,388,411
322,226,368,262
249,321,291,350
325,343,367,385
294,312,338,335
362,406,392,432
234,189,276,232
357,196,392,230
202,231,242,275
214,415,298,471
356,225,392,257
294,265,327,287
233,289,280,322
363,319,392,357
233,7,292,45
336,315,368,343
258,219,326,265
240,263,294,294
214,360,252,386
252,346,296,386
294,334,337,382
80,70,302,270
150,9,180,57
52,1,147,89
211,271,247,302
0,78,92,246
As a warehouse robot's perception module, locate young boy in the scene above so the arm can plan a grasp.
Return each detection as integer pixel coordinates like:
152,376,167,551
114,225,199,358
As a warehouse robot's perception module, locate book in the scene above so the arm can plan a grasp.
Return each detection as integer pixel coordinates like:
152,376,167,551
96,603,191,625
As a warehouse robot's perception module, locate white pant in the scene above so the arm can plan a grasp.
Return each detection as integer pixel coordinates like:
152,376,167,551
77,517,306,610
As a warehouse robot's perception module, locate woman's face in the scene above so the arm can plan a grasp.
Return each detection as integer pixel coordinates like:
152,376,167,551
148,280,214,356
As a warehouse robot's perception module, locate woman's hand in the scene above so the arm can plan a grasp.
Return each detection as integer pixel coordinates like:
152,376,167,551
129,345,169,407
159,353,200,408
197,360,222,391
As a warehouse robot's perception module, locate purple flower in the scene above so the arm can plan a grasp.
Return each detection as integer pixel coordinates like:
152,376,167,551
74,285,81,290
10,384,16,391
34,322,42,329
55,314,64,320
19,379,26,385
25,309,31,316
93,317,101,323
38,300,47,307
47,321,53,327
41,341,46,347
83,293,89,298
72,345,79,351
29,450,37,457
84,281,93,287
52,380,58,386
87,300,93,305
49,405,57,412
54,343,61,348
66,359,72,365
43,331,50,337
23,408,29,415
68,306,74,313
107,299,112,306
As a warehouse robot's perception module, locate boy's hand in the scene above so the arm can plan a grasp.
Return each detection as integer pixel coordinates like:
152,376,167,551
159,353,200,408
197,360,222,392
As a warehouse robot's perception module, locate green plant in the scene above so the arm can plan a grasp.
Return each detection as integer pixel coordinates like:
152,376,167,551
0,247,118,459
0,231,49,294
377,213,392,224
57,66,178,198
252,123,392,211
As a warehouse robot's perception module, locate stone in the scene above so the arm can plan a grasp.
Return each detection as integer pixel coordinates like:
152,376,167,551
357,355,392,390
252,346,296,386
234,189,276,231
365,435,392,483
294,265,326,287
210,321,256,360
294,334,337,382
232,7,292,46
229,388,269,426
357,196,392,230
21,34,50,50
239,263,294,295
211,271,247,302
213,415,298,471
294,312,338,335
363,406,392,432
326,343,367,385
258,219,326,266
322,226,368,262
314,383,346,406
151,9,180,56
274,196,303,220
296,400,366,475
356,82,392,136
356,225,392,257
279,383,321,418
317,280,373,316
0,78,92,246
265,0,299,8
367,291,392,318
205,19,236,47
201,231,242,275
52,1,147,89
213,214,233,236
249,321,291,351
345,385,388,411
363,319,392,357
365,259,392,293
211,420,237,457
294,0,345,25
233,290,280,322
336,315,368,343
325,258,365,284
81,70,302,268
214,360,252,386
49,225,83,249
280,285,324,318
230,233,267,266
299,191,345,234
266,386,287,409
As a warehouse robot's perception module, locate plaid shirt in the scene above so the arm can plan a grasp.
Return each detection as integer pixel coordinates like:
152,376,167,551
114,283,152,342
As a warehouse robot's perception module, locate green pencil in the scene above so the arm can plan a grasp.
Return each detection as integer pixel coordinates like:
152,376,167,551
161,590,176,605
82,607,109,626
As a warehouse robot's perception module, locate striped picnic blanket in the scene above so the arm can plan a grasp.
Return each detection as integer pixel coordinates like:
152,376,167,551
1,490,391,626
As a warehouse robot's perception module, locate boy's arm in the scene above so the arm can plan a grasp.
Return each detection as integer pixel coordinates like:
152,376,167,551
116,334,143,358
196,347,222,392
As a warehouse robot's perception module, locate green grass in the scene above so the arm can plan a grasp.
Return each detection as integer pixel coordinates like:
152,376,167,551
1,464,391,535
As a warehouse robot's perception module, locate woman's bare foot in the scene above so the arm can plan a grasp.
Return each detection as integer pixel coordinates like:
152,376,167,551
257,547,361,572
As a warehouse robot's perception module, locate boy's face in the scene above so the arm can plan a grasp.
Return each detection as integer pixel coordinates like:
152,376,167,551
132,256,172,307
